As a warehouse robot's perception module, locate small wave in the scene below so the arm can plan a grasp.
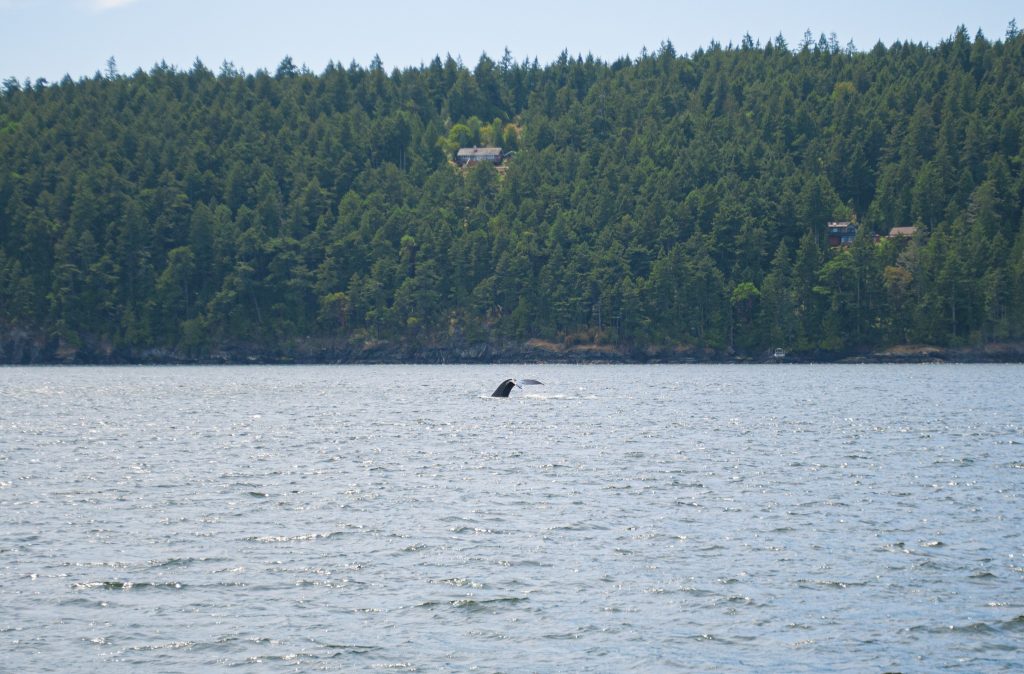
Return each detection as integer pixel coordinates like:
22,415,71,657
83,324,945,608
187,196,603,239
369,663,417,671
878,542,908,553
909,621,1000,635
322,644,381,655
449,596,528,612
72,580,185,591
447,526,504,535
147,556,223,569
431,577,483,588
245,531,352,543
121,640,195,653
796,579,867,589
242,653,318,665
398,542,429,552
295,577,362,589
496,559,552,568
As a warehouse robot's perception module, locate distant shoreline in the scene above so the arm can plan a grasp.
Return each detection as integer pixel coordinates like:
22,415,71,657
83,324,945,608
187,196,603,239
3,334,1023,365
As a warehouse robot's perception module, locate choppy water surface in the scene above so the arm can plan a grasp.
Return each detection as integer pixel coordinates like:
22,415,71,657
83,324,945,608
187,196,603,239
1,364,1022,672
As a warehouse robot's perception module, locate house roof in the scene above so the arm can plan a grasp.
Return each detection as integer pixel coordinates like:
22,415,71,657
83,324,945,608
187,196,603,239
889,226,917,237
457,147,502,158
827,221,854,230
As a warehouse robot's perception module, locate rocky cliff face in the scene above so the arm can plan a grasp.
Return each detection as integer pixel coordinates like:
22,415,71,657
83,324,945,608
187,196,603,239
1,328,54,364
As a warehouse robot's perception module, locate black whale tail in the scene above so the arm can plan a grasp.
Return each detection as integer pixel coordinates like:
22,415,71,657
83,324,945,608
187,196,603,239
491,379,517,397
491,378,543,397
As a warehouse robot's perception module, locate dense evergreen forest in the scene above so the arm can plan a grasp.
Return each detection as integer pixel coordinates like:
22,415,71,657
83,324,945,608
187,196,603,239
2,25,1024,362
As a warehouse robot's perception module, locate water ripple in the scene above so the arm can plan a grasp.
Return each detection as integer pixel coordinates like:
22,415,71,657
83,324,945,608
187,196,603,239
2,364,1022,671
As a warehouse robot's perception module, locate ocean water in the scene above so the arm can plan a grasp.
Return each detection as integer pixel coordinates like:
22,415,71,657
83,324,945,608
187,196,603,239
1,364,1022,672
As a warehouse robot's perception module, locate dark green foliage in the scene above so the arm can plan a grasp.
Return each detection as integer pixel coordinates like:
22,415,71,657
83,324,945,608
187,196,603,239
2,29,1023,358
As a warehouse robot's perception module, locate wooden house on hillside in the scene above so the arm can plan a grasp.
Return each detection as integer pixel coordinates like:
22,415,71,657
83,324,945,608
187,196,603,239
826,221,856,247
456,146,503,167
888,226,917,238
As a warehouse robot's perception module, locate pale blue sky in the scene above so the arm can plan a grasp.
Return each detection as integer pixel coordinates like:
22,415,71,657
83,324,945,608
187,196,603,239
1,0,1019,82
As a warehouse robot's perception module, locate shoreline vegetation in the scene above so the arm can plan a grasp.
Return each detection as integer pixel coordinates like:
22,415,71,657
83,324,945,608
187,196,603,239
3,329,1022,364
3,27,1024,362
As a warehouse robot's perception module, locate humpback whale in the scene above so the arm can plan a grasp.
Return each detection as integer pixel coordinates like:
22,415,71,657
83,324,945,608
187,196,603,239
491,379,543,397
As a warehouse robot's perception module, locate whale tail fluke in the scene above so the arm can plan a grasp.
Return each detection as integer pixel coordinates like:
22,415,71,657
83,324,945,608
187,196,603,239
491,378,543,397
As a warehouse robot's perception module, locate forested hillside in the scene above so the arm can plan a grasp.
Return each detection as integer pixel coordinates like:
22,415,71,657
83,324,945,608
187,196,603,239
2,26,1023,362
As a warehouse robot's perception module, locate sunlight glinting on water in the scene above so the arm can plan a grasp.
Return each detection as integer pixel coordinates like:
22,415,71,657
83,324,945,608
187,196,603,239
1,364,1022,671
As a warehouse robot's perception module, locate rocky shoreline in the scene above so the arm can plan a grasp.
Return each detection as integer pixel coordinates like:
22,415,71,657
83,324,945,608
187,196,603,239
3,328,1023,365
